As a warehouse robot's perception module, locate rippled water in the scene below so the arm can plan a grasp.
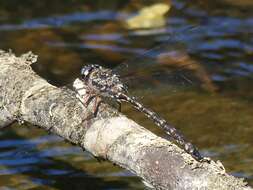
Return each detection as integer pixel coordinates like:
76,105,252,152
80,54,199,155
0,0,252,189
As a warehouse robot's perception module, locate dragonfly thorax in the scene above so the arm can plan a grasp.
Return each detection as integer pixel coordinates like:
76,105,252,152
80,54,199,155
80,64,128,99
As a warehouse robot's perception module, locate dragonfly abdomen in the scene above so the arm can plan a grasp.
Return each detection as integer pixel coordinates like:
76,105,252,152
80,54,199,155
118,93,202,160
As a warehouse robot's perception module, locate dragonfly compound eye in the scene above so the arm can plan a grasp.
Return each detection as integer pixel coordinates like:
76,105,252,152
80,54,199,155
81,64,101,78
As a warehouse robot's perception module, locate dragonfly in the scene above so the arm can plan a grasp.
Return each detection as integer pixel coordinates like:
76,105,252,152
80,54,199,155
72,29,215,161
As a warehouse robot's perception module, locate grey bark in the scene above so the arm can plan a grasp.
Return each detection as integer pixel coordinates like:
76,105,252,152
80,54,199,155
0,50,251,190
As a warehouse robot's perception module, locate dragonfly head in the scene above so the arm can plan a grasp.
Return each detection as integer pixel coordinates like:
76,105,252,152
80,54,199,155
81,64,101,79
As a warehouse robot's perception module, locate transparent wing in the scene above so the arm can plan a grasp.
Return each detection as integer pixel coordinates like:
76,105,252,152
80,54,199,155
113,28,218,94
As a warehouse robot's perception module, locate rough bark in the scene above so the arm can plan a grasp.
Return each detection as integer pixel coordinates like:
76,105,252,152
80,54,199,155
0,50,251,190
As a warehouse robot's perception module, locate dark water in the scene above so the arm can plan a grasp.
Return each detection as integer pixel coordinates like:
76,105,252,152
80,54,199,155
0,0,252,189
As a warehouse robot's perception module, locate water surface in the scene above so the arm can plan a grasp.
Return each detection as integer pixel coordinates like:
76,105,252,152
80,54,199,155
0,0,252,189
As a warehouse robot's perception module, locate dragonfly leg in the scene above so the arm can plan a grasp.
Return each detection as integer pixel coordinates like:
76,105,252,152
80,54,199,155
78,94,102,119
82,94,96,107
81,93,103,117
116,100,122,112
74,85,102,118
93,96,102,116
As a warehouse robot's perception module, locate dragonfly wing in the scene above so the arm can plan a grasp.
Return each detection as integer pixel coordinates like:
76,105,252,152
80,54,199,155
113,36,217,94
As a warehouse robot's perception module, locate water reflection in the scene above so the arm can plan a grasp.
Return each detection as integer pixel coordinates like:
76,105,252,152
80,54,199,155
0,11,122,31
0,0,252,189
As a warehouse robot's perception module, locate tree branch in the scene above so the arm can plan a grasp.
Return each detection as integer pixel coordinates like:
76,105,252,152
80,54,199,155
0,50,251,190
